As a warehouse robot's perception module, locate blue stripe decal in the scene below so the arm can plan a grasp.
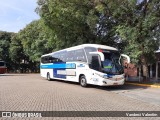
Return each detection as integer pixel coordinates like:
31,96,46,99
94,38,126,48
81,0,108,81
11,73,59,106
41,63,75,79
40,63,76,69
53,68,66,79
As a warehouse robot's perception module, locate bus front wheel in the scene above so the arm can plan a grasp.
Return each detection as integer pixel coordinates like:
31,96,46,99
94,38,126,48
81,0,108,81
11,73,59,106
80,75,87,87
47,73,51,81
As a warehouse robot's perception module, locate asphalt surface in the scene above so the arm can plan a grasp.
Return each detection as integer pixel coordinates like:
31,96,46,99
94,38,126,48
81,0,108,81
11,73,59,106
0,74,160,120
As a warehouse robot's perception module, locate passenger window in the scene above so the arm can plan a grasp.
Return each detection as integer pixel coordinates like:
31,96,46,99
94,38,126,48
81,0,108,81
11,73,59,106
74,49,87,62
52,51,66,63
66,51,75,62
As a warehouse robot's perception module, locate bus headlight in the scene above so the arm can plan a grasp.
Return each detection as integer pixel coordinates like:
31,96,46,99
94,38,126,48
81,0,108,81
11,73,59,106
102,75,108,79
95,73,108,79
95,73,103,78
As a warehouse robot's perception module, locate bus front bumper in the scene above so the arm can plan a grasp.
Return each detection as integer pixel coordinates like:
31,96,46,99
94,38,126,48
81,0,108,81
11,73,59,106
100,79,125,86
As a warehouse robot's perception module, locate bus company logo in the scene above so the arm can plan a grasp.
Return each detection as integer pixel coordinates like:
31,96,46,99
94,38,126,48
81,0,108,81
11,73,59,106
93,78,99,81
66,63,76,69
77,64,85,67
2,112,11,117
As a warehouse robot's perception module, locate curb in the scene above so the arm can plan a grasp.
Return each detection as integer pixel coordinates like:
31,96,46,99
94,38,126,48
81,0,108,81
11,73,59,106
125,82,160,88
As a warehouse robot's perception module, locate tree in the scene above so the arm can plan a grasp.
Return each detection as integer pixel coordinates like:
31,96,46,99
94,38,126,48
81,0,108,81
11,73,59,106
9,34,27,72
36,0,117,49
17,19,53,72
36,0,160,79
19,20,50,62
0,31,15,71
109,0,160,79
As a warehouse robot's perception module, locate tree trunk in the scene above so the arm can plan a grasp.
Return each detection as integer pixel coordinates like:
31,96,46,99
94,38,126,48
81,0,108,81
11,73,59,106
139,65,141,82
141,55,149,81
142,64,148,81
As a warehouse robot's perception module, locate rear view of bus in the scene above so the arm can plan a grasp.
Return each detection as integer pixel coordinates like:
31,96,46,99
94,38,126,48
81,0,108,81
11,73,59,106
0,61,7,74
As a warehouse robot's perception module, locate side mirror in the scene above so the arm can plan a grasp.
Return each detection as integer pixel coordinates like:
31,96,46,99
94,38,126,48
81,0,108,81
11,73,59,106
121,54,130,63
89,52,105,61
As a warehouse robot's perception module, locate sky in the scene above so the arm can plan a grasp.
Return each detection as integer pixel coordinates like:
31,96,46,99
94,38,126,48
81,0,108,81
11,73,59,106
0,0,40,33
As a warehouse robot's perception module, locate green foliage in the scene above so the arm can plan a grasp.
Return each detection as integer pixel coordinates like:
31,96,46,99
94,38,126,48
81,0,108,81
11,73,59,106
0,31,13,60
9,34,23,62
112,0,160,65
0,31,15,70
1,0,160,74
36,0,117,49
19,20,50,62
9,34,29,72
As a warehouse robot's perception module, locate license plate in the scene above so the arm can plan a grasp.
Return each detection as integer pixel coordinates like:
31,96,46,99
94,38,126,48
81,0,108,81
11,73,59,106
113,82,118,85
116,78,122,81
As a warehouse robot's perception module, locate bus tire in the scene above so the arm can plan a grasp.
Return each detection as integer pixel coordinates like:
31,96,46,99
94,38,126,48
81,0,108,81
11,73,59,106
47,73,51,81
80,75,87,87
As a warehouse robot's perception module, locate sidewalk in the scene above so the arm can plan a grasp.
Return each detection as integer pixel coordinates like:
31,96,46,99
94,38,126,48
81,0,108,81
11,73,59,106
125,80,160,88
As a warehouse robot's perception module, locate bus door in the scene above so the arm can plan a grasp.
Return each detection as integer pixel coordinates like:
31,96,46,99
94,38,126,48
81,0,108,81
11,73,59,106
89,53,102,84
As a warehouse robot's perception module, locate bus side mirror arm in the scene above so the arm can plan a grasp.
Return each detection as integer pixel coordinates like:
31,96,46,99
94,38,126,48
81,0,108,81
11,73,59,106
89,52,105,61
121,54,130,63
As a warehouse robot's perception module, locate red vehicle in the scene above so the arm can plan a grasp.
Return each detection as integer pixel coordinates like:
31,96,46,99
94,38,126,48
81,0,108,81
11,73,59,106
0,61,7,74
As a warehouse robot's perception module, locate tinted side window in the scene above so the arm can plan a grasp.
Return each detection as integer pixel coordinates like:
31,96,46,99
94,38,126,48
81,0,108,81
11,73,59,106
41,51,67,64
49,56,58,63
41,56,48,64
66,49,87,62
74,49,87,62
66,50,75,62
53,52,66,63
41,54,58,64
58,51,66,62
84,47,97,68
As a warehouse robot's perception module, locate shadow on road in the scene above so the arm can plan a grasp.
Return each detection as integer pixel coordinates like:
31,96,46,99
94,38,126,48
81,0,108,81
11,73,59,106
0,74,26,77
90,84,149,91
48,78,149,91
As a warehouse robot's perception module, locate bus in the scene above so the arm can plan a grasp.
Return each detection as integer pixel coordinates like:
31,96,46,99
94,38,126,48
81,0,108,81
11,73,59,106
0,61,7,74
40,44,130,87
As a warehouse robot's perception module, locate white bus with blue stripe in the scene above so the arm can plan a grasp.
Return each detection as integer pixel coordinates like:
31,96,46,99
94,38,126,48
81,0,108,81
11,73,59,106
40,44,130,87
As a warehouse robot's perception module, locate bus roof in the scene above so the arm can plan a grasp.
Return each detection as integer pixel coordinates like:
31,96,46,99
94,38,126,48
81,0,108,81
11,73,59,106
42,44,118,57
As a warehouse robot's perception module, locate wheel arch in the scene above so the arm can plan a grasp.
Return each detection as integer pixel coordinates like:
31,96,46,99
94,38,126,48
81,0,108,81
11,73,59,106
79,74,85,83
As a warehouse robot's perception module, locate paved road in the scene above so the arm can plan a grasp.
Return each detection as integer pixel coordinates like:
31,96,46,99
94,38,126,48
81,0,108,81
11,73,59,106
0,74,160,120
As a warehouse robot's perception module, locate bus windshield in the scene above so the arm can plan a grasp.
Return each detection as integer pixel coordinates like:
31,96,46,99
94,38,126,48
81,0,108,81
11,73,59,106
102,51,123,75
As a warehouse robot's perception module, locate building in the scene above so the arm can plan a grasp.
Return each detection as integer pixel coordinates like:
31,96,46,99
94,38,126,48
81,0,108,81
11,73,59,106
155,48,160,80
125,48,160,82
